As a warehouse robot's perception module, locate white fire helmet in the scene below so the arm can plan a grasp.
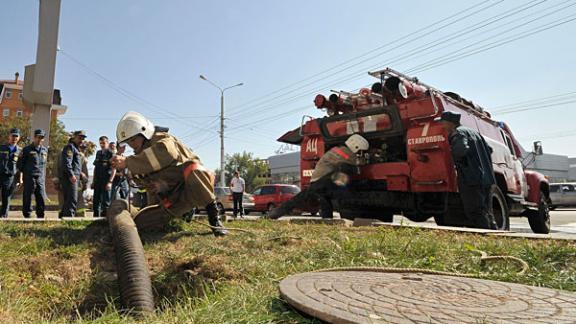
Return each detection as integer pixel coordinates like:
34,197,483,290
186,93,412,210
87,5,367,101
116,111,155,144
345,134,369,153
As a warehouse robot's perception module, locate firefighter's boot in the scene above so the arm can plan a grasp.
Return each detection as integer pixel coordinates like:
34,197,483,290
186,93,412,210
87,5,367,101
206,202,228,237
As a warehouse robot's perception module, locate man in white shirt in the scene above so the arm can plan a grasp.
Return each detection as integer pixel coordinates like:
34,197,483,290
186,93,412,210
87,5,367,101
230,171,245,218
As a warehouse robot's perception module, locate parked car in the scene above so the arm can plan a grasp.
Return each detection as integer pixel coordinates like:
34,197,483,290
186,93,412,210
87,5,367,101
190,187,254,216
252,184,317,215
549,183,576,209
243,193,255,215
214,187,234,211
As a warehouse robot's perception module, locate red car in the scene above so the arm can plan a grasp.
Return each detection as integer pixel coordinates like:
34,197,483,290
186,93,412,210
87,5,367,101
252,184,302,214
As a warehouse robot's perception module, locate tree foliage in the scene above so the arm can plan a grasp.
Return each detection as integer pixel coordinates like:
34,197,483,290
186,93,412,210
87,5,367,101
218,151,268,192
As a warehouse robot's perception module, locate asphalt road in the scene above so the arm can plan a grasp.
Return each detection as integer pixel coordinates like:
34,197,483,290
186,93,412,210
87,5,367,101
392,208,576,235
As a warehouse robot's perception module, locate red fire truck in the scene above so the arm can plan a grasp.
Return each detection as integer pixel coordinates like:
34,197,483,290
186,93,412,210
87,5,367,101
278,68,551,234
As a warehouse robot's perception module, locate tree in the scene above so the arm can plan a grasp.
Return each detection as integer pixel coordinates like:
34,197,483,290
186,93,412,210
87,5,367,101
217,151,268,192
0,116,32,147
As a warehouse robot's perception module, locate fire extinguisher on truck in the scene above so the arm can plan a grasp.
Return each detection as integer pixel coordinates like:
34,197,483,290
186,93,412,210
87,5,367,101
278,67,551,234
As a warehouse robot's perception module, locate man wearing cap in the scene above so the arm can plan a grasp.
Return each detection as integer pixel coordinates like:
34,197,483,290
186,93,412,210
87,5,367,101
92,136,115,216
110,111,228,236
18,129,48,218
0,128,22,217
438,111,498,230
59,130,86,218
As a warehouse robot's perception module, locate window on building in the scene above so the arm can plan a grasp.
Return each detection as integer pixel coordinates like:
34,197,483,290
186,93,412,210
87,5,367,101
2,109,9,117
5,91,12,99
16,110,23,117
18,92,23,100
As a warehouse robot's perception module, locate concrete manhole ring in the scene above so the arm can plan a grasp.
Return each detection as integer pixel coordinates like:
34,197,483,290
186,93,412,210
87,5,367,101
279,271,576,323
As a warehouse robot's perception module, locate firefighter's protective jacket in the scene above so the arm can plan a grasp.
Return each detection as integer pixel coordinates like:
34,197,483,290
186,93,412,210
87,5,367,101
311,145,358,182
124,132,212,207
449,126,495,187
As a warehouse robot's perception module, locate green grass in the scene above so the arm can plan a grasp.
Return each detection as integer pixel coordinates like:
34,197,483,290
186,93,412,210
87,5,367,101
0,220,574,323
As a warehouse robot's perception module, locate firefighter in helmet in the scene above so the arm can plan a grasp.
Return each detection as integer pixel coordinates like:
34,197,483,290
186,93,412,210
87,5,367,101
269,134,369,219
109,111,228,236
438,111,498,230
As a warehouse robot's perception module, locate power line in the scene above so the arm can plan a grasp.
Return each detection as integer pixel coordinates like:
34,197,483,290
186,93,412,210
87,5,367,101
58,49,218,135
405,12,576,74
492,98,576,115
492,90,576,110
226,0,504,118
60,115,219,120
226,0,567,125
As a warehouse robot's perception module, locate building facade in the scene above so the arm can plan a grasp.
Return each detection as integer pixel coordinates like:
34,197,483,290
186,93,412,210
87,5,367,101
0,72,66,123
268,152,300,185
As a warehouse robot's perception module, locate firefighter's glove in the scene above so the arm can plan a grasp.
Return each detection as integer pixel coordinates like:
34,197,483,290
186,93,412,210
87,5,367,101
331,172,350,187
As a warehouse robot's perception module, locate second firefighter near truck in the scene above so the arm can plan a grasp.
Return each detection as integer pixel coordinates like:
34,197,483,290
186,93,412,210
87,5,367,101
438,111,498,230
110,111,228,236
269,134,369,219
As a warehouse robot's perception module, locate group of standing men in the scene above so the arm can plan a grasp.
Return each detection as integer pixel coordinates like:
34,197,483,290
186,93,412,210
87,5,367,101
0,127,130,218
0,127,48,218
58,132,129,218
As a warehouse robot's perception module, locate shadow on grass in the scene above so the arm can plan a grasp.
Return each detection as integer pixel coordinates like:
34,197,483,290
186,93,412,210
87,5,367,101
2,221,109,247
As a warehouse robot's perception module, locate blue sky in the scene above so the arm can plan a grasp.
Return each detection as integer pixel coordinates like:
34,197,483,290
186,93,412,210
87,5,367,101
1,0,576,170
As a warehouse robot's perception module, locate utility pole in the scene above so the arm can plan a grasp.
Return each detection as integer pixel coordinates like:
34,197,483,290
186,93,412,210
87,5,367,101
199,75,243,187
22,0,62,146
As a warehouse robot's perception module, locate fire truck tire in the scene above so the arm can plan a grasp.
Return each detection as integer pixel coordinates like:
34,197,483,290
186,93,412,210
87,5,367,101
527,190,551,234
490,185,510,231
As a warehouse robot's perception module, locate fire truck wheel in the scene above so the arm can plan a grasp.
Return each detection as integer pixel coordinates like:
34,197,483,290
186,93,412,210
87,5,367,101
490,185,510,231
527,190,551,234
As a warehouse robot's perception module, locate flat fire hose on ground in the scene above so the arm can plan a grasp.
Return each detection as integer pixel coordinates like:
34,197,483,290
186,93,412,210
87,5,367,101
107,205,155,315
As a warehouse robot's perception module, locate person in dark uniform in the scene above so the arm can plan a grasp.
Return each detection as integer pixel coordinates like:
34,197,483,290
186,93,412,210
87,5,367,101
269,134,369,219
438,111,498,230
59,130,86,218
110,142,129,201
18,129,48,218
92,136,115,216
0,128,22,218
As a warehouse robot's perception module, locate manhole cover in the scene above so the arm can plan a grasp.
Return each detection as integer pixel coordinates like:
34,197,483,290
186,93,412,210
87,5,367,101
279,271,576,323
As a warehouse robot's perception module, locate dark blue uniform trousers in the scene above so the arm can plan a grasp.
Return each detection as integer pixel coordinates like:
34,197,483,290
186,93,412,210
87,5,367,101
23,175,46,218
0,174,15,217
92,181,111,216
61,178,78,217
111,177,129,200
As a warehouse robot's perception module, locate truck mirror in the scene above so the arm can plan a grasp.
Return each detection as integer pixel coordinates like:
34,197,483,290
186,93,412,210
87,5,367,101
533,141,543,156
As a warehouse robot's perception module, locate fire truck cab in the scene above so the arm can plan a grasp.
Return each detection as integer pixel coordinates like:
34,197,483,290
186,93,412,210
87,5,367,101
278,68,551,234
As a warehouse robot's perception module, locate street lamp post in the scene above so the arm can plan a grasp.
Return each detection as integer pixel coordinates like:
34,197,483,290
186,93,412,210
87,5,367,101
199,75,243,188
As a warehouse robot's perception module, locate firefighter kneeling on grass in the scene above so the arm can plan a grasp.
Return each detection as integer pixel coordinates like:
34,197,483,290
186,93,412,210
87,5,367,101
109,111,228,236
269,134,369,219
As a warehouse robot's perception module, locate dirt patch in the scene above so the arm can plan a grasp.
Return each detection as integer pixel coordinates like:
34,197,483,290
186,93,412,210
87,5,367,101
154,255,241,304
